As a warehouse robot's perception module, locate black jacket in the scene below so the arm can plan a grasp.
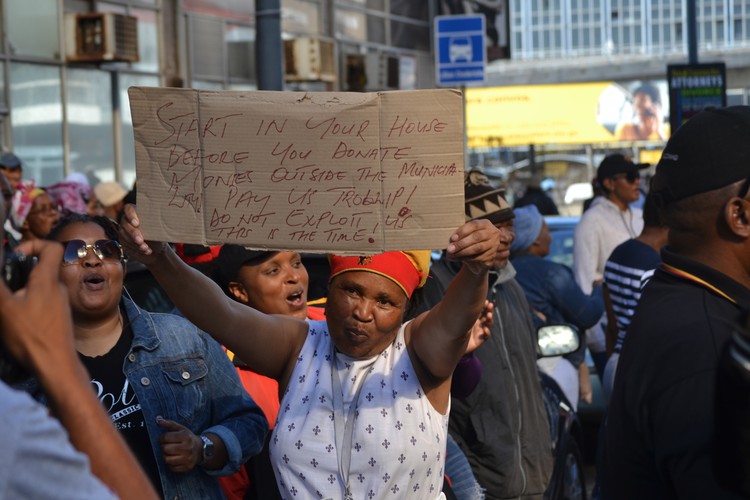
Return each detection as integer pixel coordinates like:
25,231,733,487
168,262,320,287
421,257,553,499
603,248,750,499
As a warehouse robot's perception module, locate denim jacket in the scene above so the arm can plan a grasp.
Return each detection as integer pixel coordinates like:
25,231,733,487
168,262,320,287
512,254,604,367
122,298,268,499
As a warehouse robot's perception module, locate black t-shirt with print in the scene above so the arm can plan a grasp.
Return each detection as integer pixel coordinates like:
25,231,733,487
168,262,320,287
79,322,163,495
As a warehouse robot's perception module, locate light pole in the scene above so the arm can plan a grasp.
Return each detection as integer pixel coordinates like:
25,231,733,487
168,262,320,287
256,0,283,90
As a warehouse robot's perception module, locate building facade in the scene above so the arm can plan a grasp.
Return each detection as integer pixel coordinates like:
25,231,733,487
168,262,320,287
6,1,750,195
494,0,750,95
0,0,438,189
472,0,750,208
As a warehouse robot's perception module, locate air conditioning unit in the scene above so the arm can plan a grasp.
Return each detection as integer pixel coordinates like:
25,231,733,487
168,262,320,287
65,12,139,63
284,37,335,83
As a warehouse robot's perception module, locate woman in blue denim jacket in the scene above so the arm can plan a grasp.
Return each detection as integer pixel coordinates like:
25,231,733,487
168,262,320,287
49,213,268,499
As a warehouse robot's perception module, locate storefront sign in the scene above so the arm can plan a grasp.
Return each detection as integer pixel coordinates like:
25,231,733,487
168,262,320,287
667,63,726,132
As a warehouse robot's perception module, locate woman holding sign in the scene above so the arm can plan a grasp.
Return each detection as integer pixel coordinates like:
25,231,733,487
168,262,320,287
119,203,499,500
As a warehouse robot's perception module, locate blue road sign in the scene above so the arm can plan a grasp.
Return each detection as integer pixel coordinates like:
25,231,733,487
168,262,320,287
434,14,486,86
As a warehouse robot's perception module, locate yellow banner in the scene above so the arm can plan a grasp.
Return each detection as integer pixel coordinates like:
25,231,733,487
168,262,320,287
466,81,670,147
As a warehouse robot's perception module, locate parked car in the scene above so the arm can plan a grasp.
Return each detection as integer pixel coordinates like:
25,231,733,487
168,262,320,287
544,215,579,269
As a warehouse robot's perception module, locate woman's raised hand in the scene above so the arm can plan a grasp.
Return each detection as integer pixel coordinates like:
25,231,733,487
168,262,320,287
118,204,167,266
445,219,500,274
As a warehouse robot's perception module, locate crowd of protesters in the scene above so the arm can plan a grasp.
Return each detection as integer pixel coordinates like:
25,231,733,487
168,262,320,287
2,104,750,500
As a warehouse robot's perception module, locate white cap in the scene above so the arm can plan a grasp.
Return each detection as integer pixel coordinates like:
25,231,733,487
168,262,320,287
94,181,127,207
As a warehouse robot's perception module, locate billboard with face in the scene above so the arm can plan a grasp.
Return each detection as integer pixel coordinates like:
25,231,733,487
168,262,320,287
466,80,670,147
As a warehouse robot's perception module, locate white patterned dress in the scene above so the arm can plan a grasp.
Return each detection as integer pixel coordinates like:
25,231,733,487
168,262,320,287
269,320,448,499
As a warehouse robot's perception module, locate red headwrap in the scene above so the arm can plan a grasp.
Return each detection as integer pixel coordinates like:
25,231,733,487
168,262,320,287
174,243,222,264
328,251,431,298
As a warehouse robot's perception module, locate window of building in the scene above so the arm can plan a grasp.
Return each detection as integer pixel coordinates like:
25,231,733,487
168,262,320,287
511,0,566,58
390,1,428,21
0,63,6,110
529,0,565,57
228,82,257,90
6,0,61,59
341,0,385,10
391,19,429,51
189,15,225,81
731,0,750,43
506,0,749,59
227,24,256,83
66,68,115,183
97,2,127,14
0,60,8,151
335,8,367,41
333,0,432,88
282,0,321,35
334,0,428,54
118,72,159,189
9,63,64,186
570,2,603,55
2,1,161,187
131,7,159,72
186,13,261,89
610,0,645,54
696,0,725,49
192,80,224,89
182,0,255,21
365,12,386,44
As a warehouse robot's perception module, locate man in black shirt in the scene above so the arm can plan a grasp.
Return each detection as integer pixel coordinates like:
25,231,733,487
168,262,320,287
603,106,750,499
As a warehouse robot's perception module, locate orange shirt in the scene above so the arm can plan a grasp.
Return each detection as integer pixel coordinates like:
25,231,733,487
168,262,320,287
235,369,279,428
219,307,326,500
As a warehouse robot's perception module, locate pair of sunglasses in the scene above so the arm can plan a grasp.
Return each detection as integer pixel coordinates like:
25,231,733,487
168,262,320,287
62,239,125,265
612,171,640,183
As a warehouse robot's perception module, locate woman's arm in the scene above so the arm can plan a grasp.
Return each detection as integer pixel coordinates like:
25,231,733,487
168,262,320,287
155,332,268,476
602,283,619,356
551,264,604,330
198,332,268,474
408,220,499,384
119,205,307,382
572,217,598,295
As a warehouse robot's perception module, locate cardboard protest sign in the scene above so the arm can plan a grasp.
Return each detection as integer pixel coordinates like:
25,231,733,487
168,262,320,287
128,87,464,254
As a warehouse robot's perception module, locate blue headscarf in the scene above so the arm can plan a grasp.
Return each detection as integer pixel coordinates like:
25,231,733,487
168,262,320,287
511,205,543,254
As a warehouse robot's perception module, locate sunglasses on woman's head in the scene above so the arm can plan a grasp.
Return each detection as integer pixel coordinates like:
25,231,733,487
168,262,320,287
62,239,125,265
612,171,640,183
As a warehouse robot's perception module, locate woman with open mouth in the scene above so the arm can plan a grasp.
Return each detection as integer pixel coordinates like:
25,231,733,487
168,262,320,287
209,245,325,499
46,213,268,499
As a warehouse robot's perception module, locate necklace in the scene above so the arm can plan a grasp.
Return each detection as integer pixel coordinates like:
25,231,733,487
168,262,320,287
330,351,377,500
619,209,637,239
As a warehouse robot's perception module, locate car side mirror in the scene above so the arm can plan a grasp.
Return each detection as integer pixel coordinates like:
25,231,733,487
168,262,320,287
537,324,581,357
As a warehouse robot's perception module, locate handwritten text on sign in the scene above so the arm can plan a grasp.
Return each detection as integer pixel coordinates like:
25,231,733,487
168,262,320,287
128,87,465,253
